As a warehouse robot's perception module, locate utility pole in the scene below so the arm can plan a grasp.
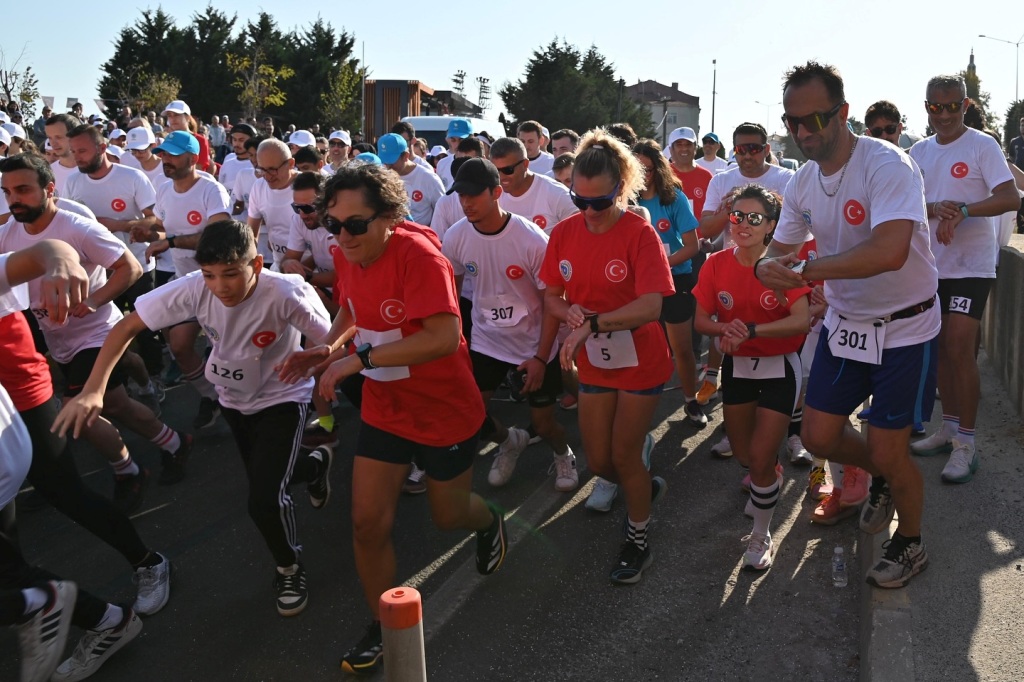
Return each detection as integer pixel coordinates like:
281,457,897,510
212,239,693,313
712,59,717,131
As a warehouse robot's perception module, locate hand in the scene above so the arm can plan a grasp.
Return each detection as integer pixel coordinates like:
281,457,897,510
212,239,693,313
232,200,246,215
130,224,159,243
145,239,170,260
276,344,332,383
935,212,964,246
754,254,805,301
719,336,742,354
517,356,546,393
933,200,961,222
70,298,98,318
40,257,89,325
565,303,595,330
319,354,361,401
698,238,715,254
51,391,105,439
559,325,589,371
720,318,750,341
279,259,308,277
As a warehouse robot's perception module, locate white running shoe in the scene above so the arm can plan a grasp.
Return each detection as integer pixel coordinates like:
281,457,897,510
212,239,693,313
132,552,171,615
550,448,579,492
742,532,775,571
941,439,979,484
787,435,813,465
52,609,143,682
711,435,733,458
488,427,529,487
18,580,76,682
910,430,953,457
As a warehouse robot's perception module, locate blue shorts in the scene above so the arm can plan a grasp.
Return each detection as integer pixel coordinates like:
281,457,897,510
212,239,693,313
578,382,664,396
805,328,937,430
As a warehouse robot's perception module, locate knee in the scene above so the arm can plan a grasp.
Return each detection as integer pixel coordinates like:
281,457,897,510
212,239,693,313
431,504,467,531
531,412,562,442
351,507,393,547
801,423,835,458
247,491,286,523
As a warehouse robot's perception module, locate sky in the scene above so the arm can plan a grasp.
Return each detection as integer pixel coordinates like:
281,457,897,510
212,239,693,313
6,0,1024,140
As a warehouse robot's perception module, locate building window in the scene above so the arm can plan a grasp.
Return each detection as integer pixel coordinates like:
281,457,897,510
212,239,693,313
666,113,677,125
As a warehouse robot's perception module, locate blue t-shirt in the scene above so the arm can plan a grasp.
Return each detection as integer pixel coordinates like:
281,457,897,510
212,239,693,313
638,188,699,275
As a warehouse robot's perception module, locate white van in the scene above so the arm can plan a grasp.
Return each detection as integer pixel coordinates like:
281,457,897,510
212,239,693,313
401,115,507,149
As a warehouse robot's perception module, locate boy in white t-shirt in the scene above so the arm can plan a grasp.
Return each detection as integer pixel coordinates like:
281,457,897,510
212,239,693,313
378,133,445,226
54,219,334,617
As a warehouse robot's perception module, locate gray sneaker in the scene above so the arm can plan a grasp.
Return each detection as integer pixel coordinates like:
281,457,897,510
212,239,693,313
941,440,979,484
550,448,578,492
132,552,171,615
866,536,928,588
52,608,142,682
585,478,619,512
488,427,529,487
859,478,895,535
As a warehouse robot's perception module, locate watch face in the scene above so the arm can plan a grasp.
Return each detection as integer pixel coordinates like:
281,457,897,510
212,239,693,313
790,261,806,275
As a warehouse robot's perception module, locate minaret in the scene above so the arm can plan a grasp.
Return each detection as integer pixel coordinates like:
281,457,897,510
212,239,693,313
968,49,976,77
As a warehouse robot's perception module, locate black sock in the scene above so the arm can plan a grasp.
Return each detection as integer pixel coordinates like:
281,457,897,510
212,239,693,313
893,531,921,545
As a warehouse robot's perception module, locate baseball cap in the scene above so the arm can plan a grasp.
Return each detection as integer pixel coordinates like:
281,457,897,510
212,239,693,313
89,114,104,126
105,145,124,159
354,152,382,165
377,133,408,165
230,123,257,138
446,118,472,138
288,130,316,147
153,130,200,156
541,126,550,139
2,122,26,140
429,145,447,157
162,100,191,116
701,132,720,144
0,112,8,124
329,129,351,146
447,158,500,196
667,127,697,146
0,127,10,147
125,127,156,150
108,128,126,140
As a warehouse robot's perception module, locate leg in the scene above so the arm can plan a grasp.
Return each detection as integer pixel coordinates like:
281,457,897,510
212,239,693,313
577,390,617,481
665,319,698,399
867,426,922,536
942,313,981,431
350,456,408,618
611,392,662,524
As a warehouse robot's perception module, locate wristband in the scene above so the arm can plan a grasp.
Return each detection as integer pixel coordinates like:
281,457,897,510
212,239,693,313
746,322,758,339
167,235,176,248
304,271,313,283
588,314,600,333
754,256,772,275
958,202,969,219
533,354,546,364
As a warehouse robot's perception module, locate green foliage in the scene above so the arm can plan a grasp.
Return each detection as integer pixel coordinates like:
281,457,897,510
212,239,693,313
847,116,865,135
227,51,294,121
960,69,999,132
0,47,41,119
500,39,655,138
1003,100,1024,149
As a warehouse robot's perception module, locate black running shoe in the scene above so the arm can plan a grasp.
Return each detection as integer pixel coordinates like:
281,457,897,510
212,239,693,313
273,564,308,616
193,397,220,430
307,446,334,510
475,501,508,575
159,433,192,486
340,620,383,676
113,468,148,514
609,542,653,585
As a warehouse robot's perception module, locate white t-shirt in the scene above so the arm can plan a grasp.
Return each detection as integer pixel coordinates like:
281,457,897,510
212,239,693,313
0,209,126,362
696,156,731,174
64,164,157,273
436,153,456,190
400,164,445,226
55,197,96,220
909,127,1014,279
134,159,168,190
497,172,577,234
248,176,298,267
285,214,336,273
413,155,433,172
705,164,795,216
135,269,331,414
155,175,231,277
50,160,77,197
775,136,939,348
218,156,250,193
442,213,552,365
528,151,554,176
428,192,465,242
0,256,30,505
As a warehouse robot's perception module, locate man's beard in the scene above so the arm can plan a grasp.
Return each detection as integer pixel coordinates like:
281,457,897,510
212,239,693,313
9,202,47,224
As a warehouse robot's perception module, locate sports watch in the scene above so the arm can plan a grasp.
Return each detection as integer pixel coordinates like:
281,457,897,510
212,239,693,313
356,342,377,370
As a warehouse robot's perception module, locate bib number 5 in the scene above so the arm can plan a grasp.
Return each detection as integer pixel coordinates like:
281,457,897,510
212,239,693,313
584,330,639,369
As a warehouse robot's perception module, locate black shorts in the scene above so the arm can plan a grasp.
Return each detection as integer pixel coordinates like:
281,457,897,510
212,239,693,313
661,273,696,324
937,277,992,320
114,269,155,312
721,352,801,416
154,269,174,287
470,350,562,408
57,347,128,397
356,421,477,482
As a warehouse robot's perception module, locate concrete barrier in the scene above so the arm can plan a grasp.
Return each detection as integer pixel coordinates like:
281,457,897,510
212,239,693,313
981,234,1024,421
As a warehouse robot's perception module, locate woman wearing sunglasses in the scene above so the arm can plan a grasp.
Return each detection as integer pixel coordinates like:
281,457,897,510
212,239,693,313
276,163,507,675
693,184,811,571
540,129,675,584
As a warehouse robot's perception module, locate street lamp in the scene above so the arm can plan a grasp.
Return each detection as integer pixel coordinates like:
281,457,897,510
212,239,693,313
711,59,717,131
755,100,781,132
979,32,1024,102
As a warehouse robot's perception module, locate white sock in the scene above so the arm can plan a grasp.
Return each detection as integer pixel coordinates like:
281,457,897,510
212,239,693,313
21,588,47,615
94,604,123,631
749,480,780,536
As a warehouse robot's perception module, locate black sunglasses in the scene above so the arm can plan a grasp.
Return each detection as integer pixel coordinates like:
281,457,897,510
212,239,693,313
291,202,317,214
733,143,766,156
328,140,348,147
868,124,899,138
323,212,380,236
496,158,525,175
728,210,766,226
924,100,964,114
569,182,621,212
782,101,845,134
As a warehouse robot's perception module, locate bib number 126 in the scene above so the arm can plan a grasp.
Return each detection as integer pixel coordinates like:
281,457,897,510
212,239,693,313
209,363,244,381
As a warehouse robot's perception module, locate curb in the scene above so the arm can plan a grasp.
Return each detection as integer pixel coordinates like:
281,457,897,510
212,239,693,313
859,519,915,682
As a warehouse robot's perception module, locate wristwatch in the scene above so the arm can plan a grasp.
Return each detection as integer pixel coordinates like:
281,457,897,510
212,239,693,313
167,235,176,248
588,314,600,333
789,260,807,275
356,342,377,370
746,323,758,339
957,203,969,219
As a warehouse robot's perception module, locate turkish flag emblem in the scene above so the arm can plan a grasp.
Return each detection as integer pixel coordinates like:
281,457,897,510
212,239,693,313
251,331,277,348
694,187,705,199
843,200,866,226
412,190,423,202
187,210,203,225
950,162,969,179
506,264,525,280
656,218,671,232
111,198,127,212
533,215,547,229
605,259,628,282
380,299,406,324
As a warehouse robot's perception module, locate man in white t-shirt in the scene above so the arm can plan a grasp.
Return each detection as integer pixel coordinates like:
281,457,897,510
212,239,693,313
757,61,940,589
140,131,232,430
489,137,577,234
696,132,730,174
550,129,579,157
218,123,257,193
517,120,554,175
248,138,300,270
378,133,444,226
907,74,1019,483
325,129,351,175
441,158,575,492
43,113,81,196
436,118,473,190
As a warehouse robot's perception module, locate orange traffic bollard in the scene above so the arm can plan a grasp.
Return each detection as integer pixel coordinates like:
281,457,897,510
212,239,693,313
380,587,427,682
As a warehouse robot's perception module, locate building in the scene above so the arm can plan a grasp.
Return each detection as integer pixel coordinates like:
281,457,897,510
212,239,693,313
361,80,484,143
625,80,700,147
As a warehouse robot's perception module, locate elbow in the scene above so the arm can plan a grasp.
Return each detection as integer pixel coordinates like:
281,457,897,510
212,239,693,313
880,244,911,273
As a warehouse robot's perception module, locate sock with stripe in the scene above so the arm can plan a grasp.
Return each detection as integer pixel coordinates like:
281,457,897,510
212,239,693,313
626,517,650,551
941,415,959,439
788,407,803,438
749,479,780,537
956,426,975,446
705,368,719,385
151,425,181,454
112,448,139,477
183,364,219,400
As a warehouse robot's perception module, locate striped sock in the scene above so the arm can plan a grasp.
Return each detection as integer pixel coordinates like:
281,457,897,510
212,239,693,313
151,425,181,453
183,364,219,400
749,479,780,536
113,449,139,477
627,517,650,550
956,426,975,446
705,368,720,384
788,407,803,438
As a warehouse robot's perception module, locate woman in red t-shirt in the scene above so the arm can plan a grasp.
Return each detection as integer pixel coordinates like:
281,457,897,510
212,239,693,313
540,129,674,586
693,184,810,572
277,163,505,676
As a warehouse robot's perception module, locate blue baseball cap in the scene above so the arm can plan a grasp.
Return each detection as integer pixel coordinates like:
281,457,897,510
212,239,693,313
377,133,408,165
153,130,200,156
701,132,720,144
354,152,382,165
447,118,472,138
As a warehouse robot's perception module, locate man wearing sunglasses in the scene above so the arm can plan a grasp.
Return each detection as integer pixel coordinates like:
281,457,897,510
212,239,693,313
377,132,445,227
248,138,300,272
696,132,730,175
326,129,351,175
666,127,713,218
907,74,1019,485
864,101,904,148
489,137,576,235
757,60,942,590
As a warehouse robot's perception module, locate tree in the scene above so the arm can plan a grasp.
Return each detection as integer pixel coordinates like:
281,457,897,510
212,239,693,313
847,116,865,135
960,69,999,132
1002,100,1024,150
500,40,654,138
320,62,365,131
0,46,41,119
226,48,294,122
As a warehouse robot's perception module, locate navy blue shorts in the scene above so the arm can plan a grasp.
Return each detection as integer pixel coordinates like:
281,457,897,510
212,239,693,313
805,328,937,430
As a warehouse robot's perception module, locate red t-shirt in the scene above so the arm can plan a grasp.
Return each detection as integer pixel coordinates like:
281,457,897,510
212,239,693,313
541,210,675,389
693,248,810,357
797,237,822,287
671,164,713,220
0,312,53,412
332,223,484,446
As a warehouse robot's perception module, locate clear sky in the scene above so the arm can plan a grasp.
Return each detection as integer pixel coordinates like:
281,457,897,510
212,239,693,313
6,0,1023,140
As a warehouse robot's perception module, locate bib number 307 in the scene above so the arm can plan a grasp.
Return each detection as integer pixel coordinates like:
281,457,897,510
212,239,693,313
827,317,885,365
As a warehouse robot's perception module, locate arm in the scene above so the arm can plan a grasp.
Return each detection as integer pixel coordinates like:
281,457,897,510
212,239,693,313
279,249,309,277
247,215,263,241
276,304,357,383
560,292,664,371
1008,162,1024,192
699,209,729,240
800,219,912,283
518,293,561,392
148,212,232,257
3,240,89,324
667,229,699,268
98,207,159,235
933,180,1021,246
722,296,810,354
72,250,141,317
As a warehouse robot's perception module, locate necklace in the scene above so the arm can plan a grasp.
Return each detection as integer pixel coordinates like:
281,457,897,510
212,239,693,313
817,137,858,197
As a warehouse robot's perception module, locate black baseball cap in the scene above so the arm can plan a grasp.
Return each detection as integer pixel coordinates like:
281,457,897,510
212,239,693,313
230,123,258,138
447,158,500,196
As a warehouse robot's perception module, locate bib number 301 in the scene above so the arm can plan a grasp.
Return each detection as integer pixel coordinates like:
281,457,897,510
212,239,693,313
827,317,885,365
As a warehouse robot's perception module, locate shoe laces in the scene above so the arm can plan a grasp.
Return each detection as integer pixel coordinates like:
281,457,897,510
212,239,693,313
549,454,575,479
277,569,305,593
407,465,426,483
742,532,770,554
880,536,915,565
868,479,889,506
808,467,826,487
133,563,161,590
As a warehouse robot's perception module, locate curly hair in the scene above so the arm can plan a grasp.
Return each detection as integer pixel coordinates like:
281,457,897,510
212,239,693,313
321,163,408,223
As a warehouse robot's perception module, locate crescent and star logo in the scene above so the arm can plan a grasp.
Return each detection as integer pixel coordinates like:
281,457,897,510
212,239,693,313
605,259,627,283
843,200,866,226
380,299,407,324
328,244,339,256
718,291,734,310
506,264,525,280
656,218,671,233
202,325,220,342
187,210,203,226
111,198,127,212
251,331,277,348
411,190,424,202
760,290,780,310
950,162,969,179
559,260,572,281
533,215,547,229
807,250,818,260
694,187,704,199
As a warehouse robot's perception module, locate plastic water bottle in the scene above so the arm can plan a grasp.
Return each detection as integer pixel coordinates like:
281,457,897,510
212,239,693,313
832,546,848,587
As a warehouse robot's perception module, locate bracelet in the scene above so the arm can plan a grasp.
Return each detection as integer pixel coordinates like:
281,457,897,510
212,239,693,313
589,314,600,333
167,235,176,248
754,256,772,274
533,354,546,364
958,202,969,219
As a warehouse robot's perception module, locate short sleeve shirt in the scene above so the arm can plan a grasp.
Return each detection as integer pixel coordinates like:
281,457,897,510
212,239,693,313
637,188,699,275
497,173,578,234
155,175,231,277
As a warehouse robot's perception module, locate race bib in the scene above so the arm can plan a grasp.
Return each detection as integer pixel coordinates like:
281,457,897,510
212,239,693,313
585,331,639,369
827,317,886,365
356,327,410,382
948,296,972,314
732,355,785,379
479,294,528,328
205,351,261,393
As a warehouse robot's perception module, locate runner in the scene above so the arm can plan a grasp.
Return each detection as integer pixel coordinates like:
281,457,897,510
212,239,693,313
696,132,730,174
377,133,445,226
517,120,554,175
247,138,300,271
490,137,577,235
436,118,472,189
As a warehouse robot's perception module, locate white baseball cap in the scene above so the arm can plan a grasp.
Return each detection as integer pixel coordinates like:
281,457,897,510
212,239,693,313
125,127,156,150
108,128,126,140
429,145,447,157
2,122,26,140
288,130,316,148
329,129,351,146
162,100,191,116
0,112,8,124
105,145,124,159
0,127,11,147
667,127,697,146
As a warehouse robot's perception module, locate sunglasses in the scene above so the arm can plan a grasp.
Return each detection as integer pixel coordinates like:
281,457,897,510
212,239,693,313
733,143,766,156
728,210,767,226
569,182,621,212
323,212,380,236
496,158,525,175
924,100,964,114
781,101,845,134
868,124,899,138
291,202,317,214
328,140,348,147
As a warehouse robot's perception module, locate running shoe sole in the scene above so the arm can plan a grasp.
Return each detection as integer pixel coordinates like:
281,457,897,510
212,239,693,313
865,553,928,589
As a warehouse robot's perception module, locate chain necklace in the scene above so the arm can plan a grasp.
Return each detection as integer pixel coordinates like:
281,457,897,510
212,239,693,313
817,137,858,197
